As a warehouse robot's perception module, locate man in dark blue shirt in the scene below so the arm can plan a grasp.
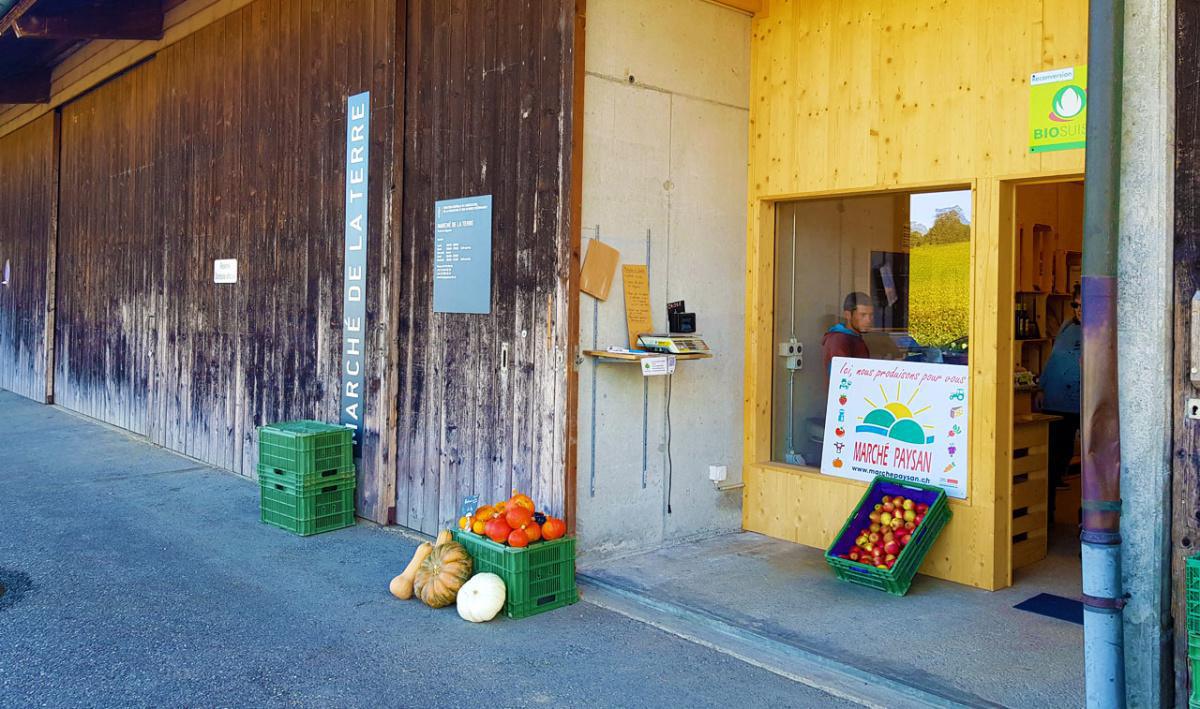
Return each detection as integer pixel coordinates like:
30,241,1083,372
1040,293,1082,530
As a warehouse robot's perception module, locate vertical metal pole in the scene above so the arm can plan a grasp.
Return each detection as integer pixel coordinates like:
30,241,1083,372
589,225,600,498
642,228,651,489
1081,1,1126,706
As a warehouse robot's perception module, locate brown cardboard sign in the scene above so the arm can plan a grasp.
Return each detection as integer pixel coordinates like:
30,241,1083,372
580,240,620,300
622,264,653,347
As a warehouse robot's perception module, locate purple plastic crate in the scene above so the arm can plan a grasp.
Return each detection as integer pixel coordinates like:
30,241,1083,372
827,479,942,557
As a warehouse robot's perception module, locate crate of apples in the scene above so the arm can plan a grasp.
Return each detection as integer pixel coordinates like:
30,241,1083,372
824,476,951,596
838,494,929,571
458,490,567,548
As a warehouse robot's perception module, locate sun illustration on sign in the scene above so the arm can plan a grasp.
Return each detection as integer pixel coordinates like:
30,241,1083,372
855,383,936,445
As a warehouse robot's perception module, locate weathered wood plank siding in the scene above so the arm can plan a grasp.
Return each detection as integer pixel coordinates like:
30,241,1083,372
53,0,399,520
1173,0,1200,694
0,113,55,403
396,0,579,533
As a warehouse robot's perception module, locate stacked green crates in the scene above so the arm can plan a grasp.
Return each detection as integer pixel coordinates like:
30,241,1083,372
1188,555,1200,708
258,421,356,536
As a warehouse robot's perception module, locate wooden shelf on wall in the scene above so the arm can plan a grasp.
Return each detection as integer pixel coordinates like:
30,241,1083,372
581,349,713,362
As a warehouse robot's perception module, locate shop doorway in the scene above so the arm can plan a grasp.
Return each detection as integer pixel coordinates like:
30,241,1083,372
1010,179,1085,585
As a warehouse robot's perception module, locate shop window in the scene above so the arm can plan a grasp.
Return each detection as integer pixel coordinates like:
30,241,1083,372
770,189,972,467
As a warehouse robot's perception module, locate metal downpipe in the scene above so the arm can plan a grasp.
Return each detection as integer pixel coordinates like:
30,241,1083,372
1081,1,1126,706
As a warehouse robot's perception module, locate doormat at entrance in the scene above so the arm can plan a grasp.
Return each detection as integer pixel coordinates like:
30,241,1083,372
1013,593,1083,625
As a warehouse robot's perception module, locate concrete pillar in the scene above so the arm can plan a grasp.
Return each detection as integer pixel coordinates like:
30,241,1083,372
1116,0,1175,706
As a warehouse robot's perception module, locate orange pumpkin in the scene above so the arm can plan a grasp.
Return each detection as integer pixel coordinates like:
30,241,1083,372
509,492,536,512
524,522,542,543
471,518,487,535
542,517,566,540
485,518,512,544
505,505,533,530
507,529,529,548
474,504,496,521
413,541,474,608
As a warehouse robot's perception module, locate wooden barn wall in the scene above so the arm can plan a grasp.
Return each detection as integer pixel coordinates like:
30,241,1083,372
0,114,56,403
396,0,579,534
54,0,399,521
1174,0,1200,695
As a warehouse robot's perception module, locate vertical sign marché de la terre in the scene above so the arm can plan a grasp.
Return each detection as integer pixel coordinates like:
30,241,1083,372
340,92,370,454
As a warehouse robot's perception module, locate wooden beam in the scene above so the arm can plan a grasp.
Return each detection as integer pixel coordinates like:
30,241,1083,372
0,67,50,104
14,2,164,41
0,0,39,37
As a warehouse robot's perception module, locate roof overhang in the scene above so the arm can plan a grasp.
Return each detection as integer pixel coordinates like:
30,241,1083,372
0,0,164,105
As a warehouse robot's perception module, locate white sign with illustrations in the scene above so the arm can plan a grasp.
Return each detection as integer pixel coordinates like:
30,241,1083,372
821,357,969,499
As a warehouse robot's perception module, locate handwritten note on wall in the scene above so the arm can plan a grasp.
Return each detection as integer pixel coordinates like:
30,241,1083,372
622,264,653,347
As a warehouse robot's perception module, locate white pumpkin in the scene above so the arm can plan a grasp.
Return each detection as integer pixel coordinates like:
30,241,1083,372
456,573,506,623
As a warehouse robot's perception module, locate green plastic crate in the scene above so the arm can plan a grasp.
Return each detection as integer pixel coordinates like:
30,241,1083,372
256,463,356,492
260,478,356,536
1187,554,1200,638
452,530,577,619
824,477,952,596
258,420,353,478
1193,655,1200,709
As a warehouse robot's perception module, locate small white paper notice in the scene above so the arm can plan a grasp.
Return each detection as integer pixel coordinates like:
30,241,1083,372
214,259,238,284
640,355,676,377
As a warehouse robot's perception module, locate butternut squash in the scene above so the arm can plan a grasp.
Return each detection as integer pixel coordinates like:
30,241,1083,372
389,542,434,600
434,529,452,547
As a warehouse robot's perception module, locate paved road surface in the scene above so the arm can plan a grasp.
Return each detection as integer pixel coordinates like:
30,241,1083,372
0,391,853,708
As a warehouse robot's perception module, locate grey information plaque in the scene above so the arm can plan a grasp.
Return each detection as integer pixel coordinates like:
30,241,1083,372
433,195,493,314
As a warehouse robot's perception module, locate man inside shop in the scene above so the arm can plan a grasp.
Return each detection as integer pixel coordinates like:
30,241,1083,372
1041,287,1082,531
822,291,873,373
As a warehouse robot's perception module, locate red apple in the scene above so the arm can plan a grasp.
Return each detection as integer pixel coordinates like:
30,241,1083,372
874,503,883,512
869,511,882,524
914,514,924,526
849,552,860,561
870,523,882,533
884,540,901,555
916,503,928,514
882,502,896,513
881,496,892,504
900,534,912,545
850,545,862,555
889,517,904,530
868,532,881,544
904,521,916,532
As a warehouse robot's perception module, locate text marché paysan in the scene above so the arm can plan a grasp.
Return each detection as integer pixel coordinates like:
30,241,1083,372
854,441,933,474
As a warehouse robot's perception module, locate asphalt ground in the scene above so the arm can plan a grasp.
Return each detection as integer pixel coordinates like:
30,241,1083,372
0,390,854,708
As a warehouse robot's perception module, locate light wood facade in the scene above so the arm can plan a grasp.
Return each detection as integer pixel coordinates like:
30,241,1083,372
741,0,1088,590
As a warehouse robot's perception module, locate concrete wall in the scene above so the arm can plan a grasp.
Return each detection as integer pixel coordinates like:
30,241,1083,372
1117,0,1175,705
575,0,751,557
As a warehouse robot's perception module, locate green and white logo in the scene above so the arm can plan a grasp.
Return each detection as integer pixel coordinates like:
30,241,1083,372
1050,85,1086,121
